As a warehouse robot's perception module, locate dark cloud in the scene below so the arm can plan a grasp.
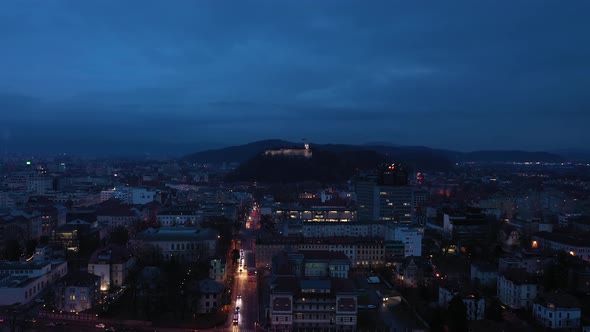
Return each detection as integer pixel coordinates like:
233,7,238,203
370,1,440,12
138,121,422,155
1,0,589,154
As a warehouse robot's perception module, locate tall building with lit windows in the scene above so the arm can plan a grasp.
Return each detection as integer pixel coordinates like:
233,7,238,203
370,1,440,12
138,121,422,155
356,164,414,223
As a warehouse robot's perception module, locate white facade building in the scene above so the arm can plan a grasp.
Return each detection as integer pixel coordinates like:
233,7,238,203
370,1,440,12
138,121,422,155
0,261,68,306
209,257,227,283
88,245,136,292
157,211,201,227
54,272,101,313
386,225,423,257
132,227,217,263
302,222,384,238
532,232,590,263
102,188,157,205
470,262,498,287
27,176,53,194
533,293,581,330
497,269,541,309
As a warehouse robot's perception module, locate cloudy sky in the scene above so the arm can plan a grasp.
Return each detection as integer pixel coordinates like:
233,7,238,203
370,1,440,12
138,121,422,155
1,1,589,155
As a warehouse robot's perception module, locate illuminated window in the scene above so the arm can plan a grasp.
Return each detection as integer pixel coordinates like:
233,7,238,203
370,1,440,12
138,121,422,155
69,295,76,301
532,241,538,249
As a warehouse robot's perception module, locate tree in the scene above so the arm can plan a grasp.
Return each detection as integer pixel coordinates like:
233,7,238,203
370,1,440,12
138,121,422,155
110,226,130,245
25,239,38,256
3,239,22,261
429,307,446,332
446,296,468,332
231,249,240,265
486,298,503,321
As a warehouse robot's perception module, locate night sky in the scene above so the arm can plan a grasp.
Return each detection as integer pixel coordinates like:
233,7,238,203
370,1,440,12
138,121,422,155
1,1,589,155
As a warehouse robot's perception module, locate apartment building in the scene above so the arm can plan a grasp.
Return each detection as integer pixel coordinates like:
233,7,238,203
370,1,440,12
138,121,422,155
533,292,581,330
497,268,541,309
54,272,101,313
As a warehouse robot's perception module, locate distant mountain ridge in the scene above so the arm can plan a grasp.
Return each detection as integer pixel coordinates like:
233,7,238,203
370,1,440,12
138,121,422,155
182,139,566,166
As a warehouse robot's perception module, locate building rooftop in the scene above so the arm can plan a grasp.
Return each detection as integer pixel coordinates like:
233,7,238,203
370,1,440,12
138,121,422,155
298,250,351,262
300,279,331,290
536,292,580,309
472,261,498,272
197,278,224,294
0,261,51,270
533,231,590,247
0,274,35,288
258,235,384,246
56,272,100,287
501,268,539,285
89,244,132,264
136,227,217,242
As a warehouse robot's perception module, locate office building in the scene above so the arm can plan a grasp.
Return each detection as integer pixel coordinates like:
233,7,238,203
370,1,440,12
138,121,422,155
356,164,414,223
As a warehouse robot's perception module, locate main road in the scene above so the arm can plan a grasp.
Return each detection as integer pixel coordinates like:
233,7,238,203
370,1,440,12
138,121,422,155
232,202,260,332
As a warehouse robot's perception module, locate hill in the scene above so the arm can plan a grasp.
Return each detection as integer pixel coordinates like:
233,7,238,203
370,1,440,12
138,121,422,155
184,141,455,171
225,148,386,183
182,140,565,171
183,139,294,164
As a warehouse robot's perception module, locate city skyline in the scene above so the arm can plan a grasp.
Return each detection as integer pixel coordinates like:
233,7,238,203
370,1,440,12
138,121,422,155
1,1,589,154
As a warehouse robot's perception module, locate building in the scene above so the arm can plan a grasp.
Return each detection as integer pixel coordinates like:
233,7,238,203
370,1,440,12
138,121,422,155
209,257,227,283
386,225,423,257
394,257,427,287
88,245,136,292
442,209,489,246
0,260,68,305
191,278,225,314
301,221,382,238
533,292,581,330
102,187,157,205
532,232,590,263
273,250,352,279
276,207,356,223
438,282,485,320
27,176,53,194
157,210,202,227
470,261,498,288
96,206,139,229
497,269,541,309
269,276,357,331
264,143,312,159
256,236,385,269
54,272,101,313
356,164,414,223
50,220,93,252
132,227,217,264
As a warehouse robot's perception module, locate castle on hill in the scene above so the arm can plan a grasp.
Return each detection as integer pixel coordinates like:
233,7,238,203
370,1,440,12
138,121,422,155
264,143,312,159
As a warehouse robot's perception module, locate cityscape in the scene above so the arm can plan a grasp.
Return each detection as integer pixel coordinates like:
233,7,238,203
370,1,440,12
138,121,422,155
1,2,590,332
0,144,589,332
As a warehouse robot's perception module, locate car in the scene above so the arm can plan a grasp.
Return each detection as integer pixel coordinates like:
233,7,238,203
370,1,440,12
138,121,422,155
46,322,56,327
0,317,4,323
95,323,106,328
106,327,117,332
24,317,37,323
237,294,242,299
34,298,45,303
367,304,377,309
